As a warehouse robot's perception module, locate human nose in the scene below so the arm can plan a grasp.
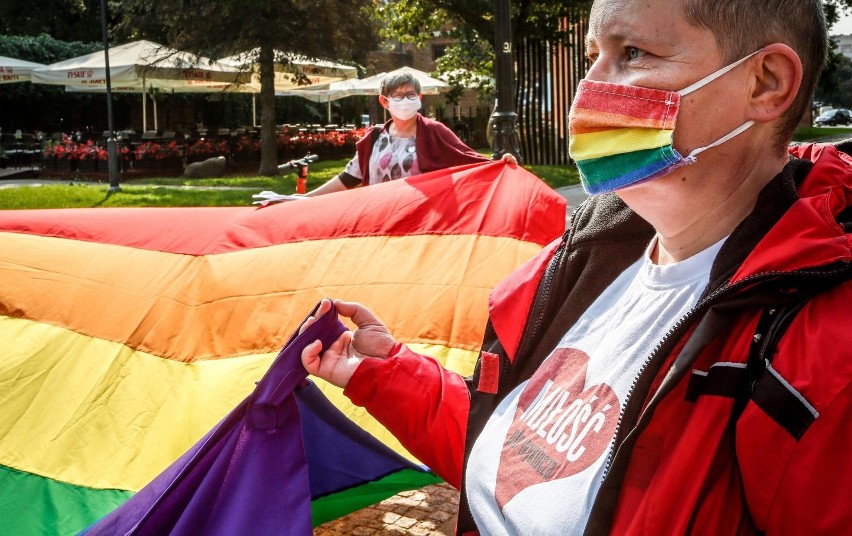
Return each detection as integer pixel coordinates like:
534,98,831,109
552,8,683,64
583,53,635,85
583,55,612,82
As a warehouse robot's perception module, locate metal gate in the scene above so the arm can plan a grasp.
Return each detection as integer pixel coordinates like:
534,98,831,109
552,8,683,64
515,9,588,165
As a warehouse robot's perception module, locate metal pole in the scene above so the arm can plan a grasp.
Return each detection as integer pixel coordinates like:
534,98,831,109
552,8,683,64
490,0,522,163
100,0,120,191
142,78,147,132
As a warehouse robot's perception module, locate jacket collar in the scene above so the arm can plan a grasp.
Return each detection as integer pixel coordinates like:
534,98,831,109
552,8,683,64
729,143,852,285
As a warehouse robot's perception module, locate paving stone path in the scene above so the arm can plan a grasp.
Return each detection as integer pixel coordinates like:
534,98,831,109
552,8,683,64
314,483,459,535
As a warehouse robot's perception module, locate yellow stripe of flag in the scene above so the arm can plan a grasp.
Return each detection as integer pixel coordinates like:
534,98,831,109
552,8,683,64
0,317,474,491
569,127,674,161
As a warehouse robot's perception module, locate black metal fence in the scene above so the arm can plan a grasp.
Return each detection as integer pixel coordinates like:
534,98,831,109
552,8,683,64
515,9,588,165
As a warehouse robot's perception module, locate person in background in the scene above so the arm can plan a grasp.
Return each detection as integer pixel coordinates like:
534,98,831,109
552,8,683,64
303,70,515,197
300,0,852,534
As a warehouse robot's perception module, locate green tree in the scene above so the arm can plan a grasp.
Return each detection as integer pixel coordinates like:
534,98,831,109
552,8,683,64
117,0,379,175
377,0,852,103
817,1,852,108
375,0,592,102
0,0,136,42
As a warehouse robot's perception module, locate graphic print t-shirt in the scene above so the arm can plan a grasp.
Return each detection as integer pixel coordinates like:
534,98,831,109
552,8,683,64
343,130,420,184
465,236,726,535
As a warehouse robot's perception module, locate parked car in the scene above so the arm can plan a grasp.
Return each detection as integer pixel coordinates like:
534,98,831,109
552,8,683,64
814,108,852,126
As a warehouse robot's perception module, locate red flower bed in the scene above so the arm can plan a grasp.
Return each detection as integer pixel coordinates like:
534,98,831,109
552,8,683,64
134,141,183,161
40,127,370,176
43,136,106,162
276,127,368,159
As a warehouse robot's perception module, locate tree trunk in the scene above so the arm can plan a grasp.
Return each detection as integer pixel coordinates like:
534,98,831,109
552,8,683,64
257,44,279,176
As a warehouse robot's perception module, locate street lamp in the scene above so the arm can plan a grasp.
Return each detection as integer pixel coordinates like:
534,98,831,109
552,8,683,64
100,0,121,192
490,0,522,163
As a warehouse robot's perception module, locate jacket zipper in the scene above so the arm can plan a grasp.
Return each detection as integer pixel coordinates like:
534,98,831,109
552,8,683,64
598,265,850,482
499,204,580,390
523,203,583,348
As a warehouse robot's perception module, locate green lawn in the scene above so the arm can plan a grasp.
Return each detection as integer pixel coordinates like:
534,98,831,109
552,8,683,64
792,126,852,141
0,155,580,209
0,184,260,209
1,123,841,210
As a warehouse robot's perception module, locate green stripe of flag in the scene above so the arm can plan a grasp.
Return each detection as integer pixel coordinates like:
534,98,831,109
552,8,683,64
579,145,678,186
311,469,443,527
1,463,444,534
0,465,133,536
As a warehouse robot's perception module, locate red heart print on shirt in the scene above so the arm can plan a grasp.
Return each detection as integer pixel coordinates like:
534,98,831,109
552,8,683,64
494,348,620,510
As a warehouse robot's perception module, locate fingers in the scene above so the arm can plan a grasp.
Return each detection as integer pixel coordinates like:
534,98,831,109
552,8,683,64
300,300,391,384
316,298,332,318
298,315,316,335
501,153,518,165
334,300,381,328
332,299,360,319
300,331,360,389
298,298,333,334
300,339,323,375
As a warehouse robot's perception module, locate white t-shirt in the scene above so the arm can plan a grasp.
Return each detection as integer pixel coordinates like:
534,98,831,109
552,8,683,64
465,235,726,535
343,130,420,185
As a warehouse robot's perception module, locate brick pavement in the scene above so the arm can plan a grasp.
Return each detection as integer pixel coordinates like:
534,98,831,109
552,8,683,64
314,483,460,535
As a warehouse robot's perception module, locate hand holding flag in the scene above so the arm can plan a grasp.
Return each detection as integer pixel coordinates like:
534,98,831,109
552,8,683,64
300,299,396,389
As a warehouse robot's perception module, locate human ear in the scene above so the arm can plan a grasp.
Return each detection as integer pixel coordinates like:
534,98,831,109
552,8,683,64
747,43,803,122
378,95,389,109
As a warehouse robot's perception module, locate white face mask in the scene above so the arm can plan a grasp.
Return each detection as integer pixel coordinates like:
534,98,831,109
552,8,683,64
386,97,421,121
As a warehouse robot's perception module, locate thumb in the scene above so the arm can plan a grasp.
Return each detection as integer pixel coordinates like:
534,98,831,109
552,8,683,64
300,339,323,375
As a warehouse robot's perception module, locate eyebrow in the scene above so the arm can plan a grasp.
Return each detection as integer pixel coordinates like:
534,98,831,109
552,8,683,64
587,28,677,60
587,27,644,49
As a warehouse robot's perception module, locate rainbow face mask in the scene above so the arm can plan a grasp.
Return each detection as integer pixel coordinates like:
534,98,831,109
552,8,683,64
568,51,760,195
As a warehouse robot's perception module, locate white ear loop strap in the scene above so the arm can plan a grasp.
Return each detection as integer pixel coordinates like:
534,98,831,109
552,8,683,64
679,49,762,96
678,48,763,164
684,120,755,163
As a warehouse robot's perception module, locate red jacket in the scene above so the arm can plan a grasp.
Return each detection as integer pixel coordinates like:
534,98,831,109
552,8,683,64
352,114,488,186
345,143,852,535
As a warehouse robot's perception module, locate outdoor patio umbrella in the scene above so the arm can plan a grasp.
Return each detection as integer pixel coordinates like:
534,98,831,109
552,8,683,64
334,67,449,122
31,40,248,131
220,50,358,125
277,78,365,123
347,67,449,96
0,55,46,83
280,67,449,123
219,50,357,93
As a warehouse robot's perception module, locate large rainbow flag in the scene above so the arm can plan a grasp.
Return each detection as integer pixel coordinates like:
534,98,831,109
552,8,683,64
0,161,566,535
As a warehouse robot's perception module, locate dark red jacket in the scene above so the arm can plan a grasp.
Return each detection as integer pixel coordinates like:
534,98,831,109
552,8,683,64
345,143,852,535
352,114,488,186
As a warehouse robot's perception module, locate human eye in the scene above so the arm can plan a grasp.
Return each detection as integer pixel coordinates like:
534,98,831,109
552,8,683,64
585,51,599,67
626,46,646,61
404,92,418,100
389,94,405,101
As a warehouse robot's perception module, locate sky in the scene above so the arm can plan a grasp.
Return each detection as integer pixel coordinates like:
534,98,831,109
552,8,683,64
832,11,852,35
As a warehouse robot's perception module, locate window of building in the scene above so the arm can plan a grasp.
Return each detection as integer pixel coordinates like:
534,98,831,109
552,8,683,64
432,44,447,61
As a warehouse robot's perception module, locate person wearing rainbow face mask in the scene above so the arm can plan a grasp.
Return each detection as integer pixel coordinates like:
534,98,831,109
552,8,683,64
303,70,516,197
299,1,852,534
